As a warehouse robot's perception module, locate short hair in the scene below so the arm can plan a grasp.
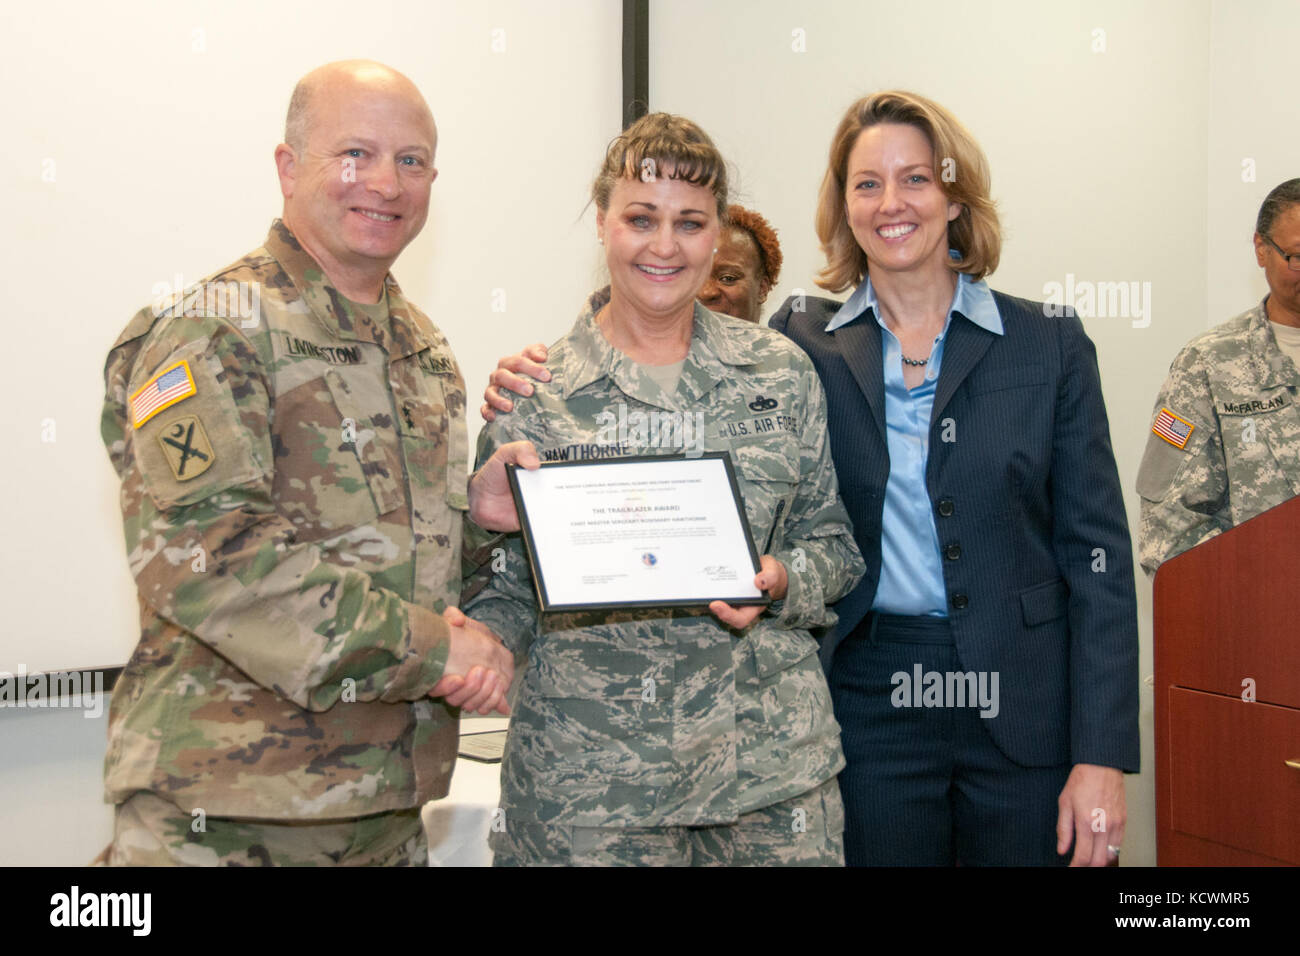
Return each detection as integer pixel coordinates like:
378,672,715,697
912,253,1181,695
726,204,783,294
283,62,438,156
814,91,1001,293
284,79,312,152
592,113,728,218
1256,178,1300,236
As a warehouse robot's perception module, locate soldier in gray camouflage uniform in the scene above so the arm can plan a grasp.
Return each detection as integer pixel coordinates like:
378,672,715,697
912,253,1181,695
464,114,864,866
98,61,526,866
1138,179,1300,573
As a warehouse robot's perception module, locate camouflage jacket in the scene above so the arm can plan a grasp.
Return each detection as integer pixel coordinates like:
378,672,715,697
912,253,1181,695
465,300,865,828
100,220,473,819
1137,299,1300,573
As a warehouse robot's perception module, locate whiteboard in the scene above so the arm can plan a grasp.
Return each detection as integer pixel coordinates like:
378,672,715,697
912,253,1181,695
0,0,621,674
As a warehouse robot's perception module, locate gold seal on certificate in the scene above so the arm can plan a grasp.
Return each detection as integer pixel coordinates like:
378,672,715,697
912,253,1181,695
506,452,768,612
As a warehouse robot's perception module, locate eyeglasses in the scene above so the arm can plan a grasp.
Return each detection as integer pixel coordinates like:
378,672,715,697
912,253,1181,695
1263,233,1300,273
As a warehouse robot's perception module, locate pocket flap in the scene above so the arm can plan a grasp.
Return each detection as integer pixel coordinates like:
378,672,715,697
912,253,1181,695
530,637,671,702
749,629,819,678
324,368,405,515
729,440,800,484
968,366,1048,395
1019,578,1069,627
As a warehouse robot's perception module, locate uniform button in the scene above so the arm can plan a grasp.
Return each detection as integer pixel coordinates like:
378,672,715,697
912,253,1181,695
937,499,954,517
951,593,969,610
944,543,962,561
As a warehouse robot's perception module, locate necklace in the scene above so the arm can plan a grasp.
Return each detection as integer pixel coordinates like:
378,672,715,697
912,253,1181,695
901,353,929,367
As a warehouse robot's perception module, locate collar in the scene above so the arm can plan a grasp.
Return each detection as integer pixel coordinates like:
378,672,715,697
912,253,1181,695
563,297,757,407
824,251,1004,337
1250,296,1300,389
263,219,432,359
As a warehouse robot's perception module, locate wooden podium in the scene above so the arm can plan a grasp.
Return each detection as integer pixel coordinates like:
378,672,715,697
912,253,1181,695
1153,495,1300,865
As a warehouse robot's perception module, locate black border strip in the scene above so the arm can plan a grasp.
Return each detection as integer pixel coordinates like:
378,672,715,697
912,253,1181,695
622,0,649,128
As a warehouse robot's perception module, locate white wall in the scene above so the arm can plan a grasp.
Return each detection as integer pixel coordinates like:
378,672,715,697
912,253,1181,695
1206,0,1294,326
0,0,620,865
648,0,1290,868
1,0,1296,867
0,697,112,865
1,0,620,676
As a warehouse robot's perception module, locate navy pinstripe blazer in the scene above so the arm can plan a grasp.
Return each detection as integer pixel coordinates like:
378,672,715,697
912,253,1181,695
769,291,1140,771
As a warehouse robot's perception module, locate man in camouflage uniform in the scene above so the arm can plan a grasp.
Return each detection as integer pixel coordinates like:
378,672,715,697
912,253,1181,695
1138,179,1300,573
98,61,526,865
465,294,865,865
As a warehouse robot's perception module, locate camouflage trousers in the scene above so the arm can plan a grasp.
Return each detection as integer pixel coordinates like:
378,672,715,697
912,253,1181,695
491,778,845,866
100,791,427,866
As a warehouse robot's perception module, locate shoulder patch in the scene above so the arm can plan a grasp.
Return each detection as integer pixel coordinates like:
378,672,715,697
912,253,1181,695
155,415,215,481
130,359,196,428
1151,407,1195,449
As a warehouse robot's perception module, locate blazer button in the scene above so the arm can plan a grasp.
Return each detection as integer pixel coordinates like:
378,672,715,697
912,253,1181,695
951,593,969,610
937,499,954,517
944,543,962,561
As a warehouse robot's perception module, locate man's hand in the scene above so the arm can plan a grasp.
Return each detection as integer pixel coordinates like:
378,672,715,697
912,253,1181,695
708,555,788,630
1056,763,1126,866
468,440,540,531
429,606,514,715
481,344,551,422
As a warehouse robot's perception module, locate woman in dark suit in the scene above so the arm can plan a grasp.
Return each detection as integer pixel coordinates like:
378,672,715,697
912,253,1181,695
481,90,1140,867
766,91,1139,866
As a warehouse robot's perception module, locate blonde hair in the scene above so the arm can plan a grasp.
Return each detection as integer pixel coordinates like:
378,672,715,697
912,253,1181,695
815,91,1000,293
592,113,728,217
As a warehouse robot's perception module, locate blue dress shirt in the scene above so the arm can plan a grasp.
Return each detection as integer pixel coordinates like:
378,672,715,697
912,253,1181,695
825,262,1003,616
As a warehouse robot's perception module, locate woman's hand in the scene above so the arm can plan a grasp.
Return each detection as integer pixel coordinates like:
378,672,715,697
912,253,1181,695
1056,763,1127,866
708,555,788,630
468,440,541,531
430,606,513,716
481,344,551,422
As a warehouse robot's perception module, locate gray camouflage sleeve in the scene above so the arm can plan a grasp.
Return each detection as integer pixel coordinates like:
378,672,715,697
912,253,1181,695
461,421,539,661
1136,344,1230,574
767,363,866,629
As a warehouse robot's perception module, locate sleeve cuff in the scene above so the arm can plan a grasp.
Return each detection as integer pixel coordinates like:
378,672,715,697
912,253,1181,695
464,597,534,662
766,553,832,630
380,603,451,701
463,518,505,564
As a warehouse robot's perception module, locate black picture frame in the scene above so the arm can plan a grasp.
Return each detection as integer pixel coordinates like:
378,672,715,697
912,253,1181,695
505,451,769,613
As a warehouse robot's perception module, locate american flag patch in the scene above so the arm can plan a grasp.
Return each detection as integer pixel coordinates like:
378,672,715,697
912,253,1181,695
130,360,197,428
1152,407,1194,449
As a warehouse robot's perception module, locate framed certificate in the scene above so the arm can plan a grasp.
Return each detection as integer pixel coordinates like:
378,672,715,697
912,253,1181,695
505,452,769,613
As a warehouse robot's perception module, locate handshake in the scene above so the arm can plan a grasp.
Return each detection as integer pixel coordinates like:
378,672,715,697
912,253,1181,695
424,437,540,716
430,606,514,716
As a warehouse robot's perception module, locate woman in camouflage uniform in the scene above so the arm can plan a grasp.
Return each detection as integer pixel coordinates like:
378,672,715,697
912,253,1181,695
464,113,864,866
